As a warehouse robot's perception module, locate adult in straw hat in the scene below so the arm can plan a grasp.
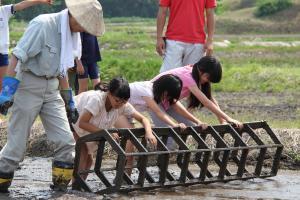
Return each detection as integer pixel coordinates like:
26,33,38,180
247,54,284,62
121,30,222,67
0,0,105,193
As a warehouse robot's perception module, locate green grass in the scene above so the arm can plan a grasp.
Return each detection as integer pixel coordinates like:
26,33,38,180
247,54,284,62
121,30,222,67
105,17,156,24
9,19,300,92
214,66,300,92
7,19,300,128
102,20,300,87
98,21,300,93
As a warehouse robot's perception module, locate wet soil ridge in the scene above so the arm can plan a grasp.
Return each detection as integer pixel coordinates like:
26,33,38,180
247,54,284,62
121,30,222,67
0,124,299,170
0,92,299,168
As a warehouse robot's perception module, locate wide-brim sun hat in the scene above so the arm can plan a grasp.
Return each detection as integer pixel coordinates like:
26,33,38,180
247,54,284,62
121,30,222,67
65,0,105,36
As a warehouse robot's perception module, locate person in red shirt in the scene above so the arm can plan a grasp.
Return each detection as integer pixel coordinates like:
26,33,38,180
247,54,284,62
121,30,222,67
156,0,216,73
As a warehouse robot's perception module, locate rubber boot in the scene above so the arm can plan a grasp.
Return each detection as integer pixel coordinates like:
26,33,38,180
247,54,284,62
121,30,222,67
51,161,74,191
0,76,20,115
0,171,14,193
60,88,79,124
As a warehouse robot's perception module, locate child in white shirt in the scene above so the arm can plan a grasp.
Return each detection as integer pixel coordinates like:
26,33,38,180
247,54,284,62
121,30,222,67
72,77,157,178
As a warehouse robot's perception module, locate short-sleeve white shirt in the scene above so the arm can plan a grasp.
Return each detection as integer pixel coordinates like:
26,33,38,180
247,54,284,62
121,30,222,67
129,81,153,112
72,90,136,137
0,5,13,54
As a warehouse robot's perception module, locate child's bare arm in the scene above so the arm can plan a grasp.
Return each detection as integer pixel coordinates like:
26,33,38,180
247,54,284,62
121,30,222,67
210,97,227,124
14,0,53,12
172,101,206,126
143,96,178,127
78,111,101,133
132,111,157,146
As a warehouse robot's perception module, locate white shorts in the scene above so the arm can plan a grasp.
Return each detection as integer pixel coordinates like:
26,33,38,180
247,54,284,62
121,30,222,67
160,39,205,73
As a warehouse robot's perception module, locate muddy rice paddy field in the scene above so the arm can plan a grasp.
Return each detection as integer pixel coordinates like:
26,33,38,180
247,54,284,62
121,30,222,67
0,92,299,199
0,158,299,200
2,5,300,198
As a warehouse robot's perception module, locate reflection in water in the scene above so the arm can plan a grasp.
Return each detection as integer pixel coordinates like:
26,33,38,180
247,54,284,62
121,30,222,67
0,157,299,200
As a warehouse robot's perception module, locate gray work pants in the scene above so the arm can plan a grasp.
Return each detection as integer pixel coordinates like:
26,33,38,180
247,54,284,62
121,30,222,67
0,71,75,173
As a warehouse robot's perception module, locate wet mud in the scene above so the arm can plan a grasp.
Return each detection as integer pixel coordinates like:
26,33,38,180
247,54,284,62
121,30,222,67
0,92,299,199
0,157,299,200
0,92,299,156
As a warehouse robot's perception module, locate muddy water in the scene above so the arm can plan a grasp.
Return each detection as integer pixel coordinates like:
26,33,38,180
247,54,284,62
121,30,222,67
0,157,299,200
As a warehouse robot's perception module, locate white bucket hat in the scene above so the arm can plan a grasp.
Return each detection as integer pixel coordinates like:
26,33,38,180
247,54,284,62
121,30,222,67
65,0,105,36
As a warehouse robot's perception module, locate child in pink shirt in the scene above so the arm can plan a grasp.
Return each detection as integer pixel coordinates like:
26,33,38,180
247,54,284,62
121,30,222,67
151,56,242,129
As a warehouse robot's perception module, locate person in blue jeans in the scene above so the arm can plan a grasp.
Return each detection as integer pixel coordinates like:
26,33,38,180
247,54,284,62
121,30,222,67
75,32,101,94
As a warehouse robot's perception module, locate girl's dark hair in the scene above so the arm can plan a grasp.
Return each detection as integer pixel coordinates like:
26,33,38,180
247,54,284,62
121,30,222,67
94,77,130,100
153,74,182,105
189,55,222,108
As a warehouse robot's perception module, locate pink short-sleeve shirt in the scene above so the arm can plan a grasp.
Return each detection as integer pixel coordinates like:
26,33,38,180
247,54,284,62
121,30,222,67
151,65,197,100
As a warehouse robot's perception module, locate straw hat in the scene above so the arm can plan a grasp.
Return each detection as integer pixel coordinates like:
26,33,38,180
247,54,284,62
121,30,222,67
65,0,105,36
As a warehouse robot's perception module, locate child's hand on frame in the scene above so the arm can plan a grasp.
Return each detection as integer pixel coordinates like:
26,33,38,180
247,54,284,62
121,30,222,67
42,0,54,5
177,123,187,131
198,122,208,130
145,133,157,148
111,132,120,142
227,118,243,130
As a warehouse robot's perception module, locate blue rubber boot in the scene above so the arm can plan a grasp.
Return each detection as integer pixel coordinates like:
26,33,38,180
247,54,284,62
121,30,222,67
60,88,79,124
0,76,20,115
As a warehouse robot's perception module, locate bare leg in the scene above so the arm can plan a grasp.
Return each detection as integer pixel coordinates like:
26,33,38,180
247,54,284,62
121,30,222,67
73,132,90,180
115,115,135,175
0,66,7,89
91,78,100,88
78,78,88,94
125,140,134,175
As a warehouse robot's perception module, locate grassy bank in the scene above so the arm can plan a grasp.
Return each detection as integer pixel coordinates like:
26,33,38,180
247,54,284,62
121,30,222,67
7,18,300,128
100,21,300,93
9,20,300,91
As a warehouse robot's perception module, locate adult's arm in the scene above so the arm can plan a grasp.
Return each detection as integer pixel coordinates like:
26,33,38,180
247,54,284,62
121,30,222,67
204,8,215,56
156,6,168,56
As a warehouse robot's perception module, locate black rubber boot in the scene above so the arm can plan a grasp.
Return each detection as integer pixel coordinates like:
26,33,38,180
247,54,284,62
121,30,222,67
0,171,14,193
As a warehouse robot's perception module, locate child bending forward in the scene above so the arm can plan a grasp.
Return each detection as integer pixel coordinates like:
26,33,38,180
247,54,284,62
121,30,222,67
72,77,157,178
